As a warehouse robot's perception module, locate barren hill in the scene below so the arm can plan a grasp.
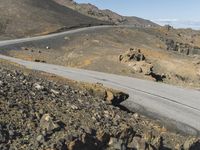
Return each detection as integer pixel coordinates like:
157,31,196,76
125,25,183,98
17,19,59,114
53,0,159,27
0,0,107,39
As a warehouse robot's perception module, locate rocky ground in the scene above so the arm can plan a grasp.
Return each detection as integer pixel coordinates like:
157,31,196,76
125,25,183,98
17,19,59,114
0,60,200,150
119,48,156,79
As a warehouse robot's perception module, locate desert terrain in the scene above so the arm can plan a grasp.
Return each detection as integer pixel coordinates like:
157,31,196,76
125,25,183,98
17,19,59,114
4,26,200,89
0,0,200,149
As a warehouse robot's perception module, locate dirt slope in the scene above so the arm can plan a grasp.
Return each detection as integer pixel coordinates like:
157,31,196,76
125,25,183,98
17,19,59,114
53,0,159,27
0,0,107,39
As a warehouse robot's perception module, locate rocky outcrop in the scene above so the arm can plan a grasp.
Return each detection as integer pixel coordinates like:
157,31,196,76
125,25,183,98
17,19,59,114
119,48,166,81
53,0,159,27
119,48,153,75
164,39,200,55
119,48,145,62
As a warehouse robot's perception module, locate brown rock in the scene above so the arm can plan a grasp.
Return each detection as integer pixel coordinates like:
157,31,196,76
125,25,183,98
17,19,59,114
141,62,153,75
68,139,83,150
119,48,145,62
183,138,197,150
108,137,123,149
39,114,59,132
132,65,143,73
128,136,146,150
96,130,110,144
105,90,114,103
133,113,140,120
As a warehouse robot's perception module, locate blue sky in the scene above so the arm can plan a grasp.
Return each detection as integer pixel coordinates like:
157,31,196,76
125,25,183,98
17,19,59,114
74,0,200,29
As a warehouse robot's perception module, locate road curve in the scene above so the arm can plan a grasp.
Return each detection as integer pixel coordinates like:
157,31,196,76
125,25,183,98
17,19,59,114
0,25,115,47
0,25,200,135
0,54,200,136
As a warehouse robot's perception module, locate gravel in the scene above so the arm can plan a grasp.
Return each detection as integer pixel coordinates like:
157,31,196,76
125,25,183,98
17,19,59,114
0,66,199,150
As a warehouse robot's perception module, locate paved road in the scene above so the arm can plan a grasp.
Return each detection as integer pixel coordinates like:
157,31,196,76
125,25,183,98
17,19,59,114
0,54,200,135
0,26,200,135
0,25,133,47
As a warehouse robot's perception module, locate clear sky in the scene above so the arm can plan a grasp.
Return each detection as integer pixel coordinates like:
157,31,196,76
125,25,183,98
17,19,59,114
74,0,200,29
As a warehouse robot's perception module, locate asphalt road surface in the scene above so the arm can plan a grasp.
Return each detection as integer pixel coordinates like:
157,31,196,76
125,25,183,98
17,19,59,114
0,26,200,136
0,26,112,47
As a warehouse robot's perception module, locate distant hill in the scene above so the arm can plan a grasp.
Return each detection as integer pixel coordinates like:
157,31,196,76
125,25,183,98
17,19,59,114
0,0,107,39
53,0,159,27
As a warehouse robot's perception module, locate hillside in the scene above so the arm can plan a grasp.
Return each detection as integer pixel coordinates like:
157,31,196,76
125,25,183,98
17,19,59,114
3,25,200,89
53,0,159,27
0,59,200,149
0,0,107,39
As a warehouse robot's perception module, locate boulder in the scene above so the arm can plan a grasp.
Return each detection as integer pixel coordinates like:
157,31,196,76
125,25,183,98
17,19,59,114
128,61,153,75
132,65,143,73
183,138,198,150
68,139,84,150
140,62,153,75
119,48,156,77
34,83,44,90
128,136,146,150
108,137,124,149
119,48,145,62
39,114,59,132
105,90,114,104
96,130,110,144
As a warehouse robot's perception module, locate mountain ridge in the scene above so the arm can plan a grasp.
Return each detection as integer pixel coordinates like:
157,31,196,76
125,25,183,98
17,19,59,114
53,0,159,27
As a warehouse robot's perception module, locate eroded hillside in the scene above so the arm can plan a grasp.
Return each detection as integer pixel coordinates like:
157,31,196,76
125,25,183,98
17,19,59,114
0,0,107,39
53,0,159,27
